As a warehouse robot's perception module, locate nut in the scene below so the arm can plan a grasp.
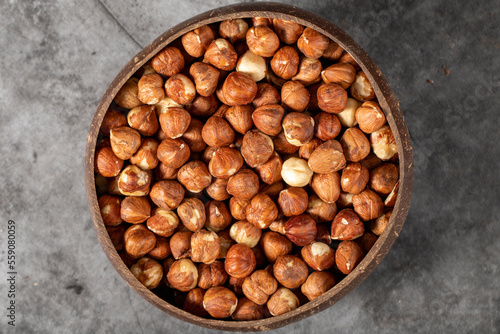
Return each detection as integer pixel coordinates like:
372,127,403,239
337,191,354,208
292,57,322,85
226,169,260,200
356,231,378,254
225,244,257,278
222,72,258,106
236,50,267,82
272,19,304,44
106,175,121,195
298,136,321,162
198,261,228,289
311,171,341,203
352,189,384,221
127,105,159,137
138,73,165,105
217,230,235,259
100,108,127,136
189,62,220,96
251,17,272,27
229,221,262,248
252,104,285,136
151,46,185,76
270,46,299,79
229,197,251,221
337,97,362,127
205,200,232,232
360,153,382,171
317,83,348,114
177,198,206,232
208,147,244,179
184,288,209,317
350,71,375,101
181,25,214,58
313,112,341,141
297,27,329,59
252,83,281,108
185,94,218,118
255,151,282,185
117,165,151,196
281,81,310,112
107,225,125,250
229,276,246,295
308,139,346,173
246,26,280,57
130,257,163,289
170,231,193,259
273,255,308,289
149,180,185,209
206,178,230,201
307,194,337,222
259,181,284,198
114,78,142,109
165,74,196,105
155,163,178,180
331,209,365,240
242,270,278,305
148,236,171,260
99,195,123,226
322,40,344,60
180,118,207,153
339,52,361,70
301,241,336,271
219,19,249,43
120,196,151,224
232,297,264,321
177,160,212,193
321,63,356,89
260,231,292,263
315,224,332,245
246,194,279,229
301,271,335,301
369,209,392,236
201,116,235,147
225,105,254,134
203,286,238,318
204,38,238,71
369,163,398,195
109,126,141,160
157,138,190,168
267,288,299,316
384,181,399,207
281,157,314,187
278,187,308,217
124,224,156,258
370,125,398,161
154,96,183,116
340,127,371,162
335,240,363,274
341,162,369,194
95,146,124,177
191,229,221,264
167,258,198,291
147,208,179,237
307,82,321,110
130,138,159,170
282,112,315,146
355,101,386,133
273,131,299,155
241,130,274,168
284,214,317,246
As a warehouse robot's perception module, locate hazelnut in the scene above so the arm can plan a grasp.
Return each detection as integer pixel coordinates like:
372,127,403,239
155,163,178,181
120,196,151,224
148,236,171,260
281,81,310,112
278,187,308,217
282,112,315,146
311,171,341,203
99,195,123,226
322,40,344,61
252,83,281,108
307,82,321,110
307,194,337,222
335,240,364,274
242,270,278,305
208,147,244,179
224,105,254,135
271,19,303,44
246,26,280,57
331,209,365,240
130,257,163,289
157,138,190,168
106,175,122,196
117,165,151,196
229,197,251,221
350,71,375,101
151,46,185,76
177,161,212,193
341,162,369,194
268,217,286,235
219,19,249,43
222,72,258,106
205,200,232,232
203,286,238,318
337,191,354,208
191,229,221,264
340,127,371,162
339,52,361,70
185,94,218,118
206,178,230,201
321,63,356,89
95,146,124,177
384,181,399,207
236,50,267,82
317,83,348,114
147,208,179,237
360,153,383,171
204,38,238,71
260,231,292,263
225,244,257,278
301,271,335,301
284,214,317,246
154,96,183,116
229,276,246,295
291,57,322,85
164,74,196,105
273,255,308,289
369,209,392,236
308,139,346,173
114,78,142,109
130,138,159,170
316,224,333,245
170,231,193,260
297,27,329,59
180,118,207,153
273,131,299,154
301,241,336,271
246,194,279,229
107,225,125,250
369,163,398,195
127,105,159,137
355,101,386,133
167,258,198,291
232,297,264,321
259,181,284,198
370,125,398,161
177,198,206,232
149,180,185,210
217,229,235,259
337,98,362,127
226,169,260,200
124,224,156,258
184,288,209,317
230,221,262,248
252,17,273,27
201,116,235,147
270,46,299,80
281,157,314,187
313,112,341,141
100,108,127,136
189,62,220,97
299,137,322,161
255,151,283,185
241,130,274,168
267,288,299,316
182,25,214,58
137,73,165,105
109,126,141,160
198,261,228,289
357,232,379,254
352,189,384,221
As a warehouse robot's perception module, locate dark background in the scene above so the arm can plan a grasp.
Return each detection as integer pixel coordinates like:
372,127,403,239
1,0,499,333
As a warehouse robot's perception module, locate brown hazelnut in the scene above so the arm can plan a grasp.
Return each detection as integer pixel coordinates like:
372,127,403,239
251,17,272,27
313,112,341,142
177,161,212,193
242,270,278,305
216,229,234,259
235,50,267,82
204,38,238,71
350,71,375,101
208,147,244,179
268,217,285,236
99,195,123,226
341,162,369,194
252,83,281,108
230,221,262,248
127,105,159,137
311,171,341,203
182,25,214,58
370,125,398,161
124,224,156,258
335,240,364,274
229,197,250,221
114,78,142,109
100,108,127,136
278,187,308,217
167,258,198,291
337,191,354,208
301,271,335,301
369,209,392,236
191,230,220,264
147,208,179,237
272,19,304,44
301,241,336,271
321,63,356,89
357,232,378,255
307,195,337,222
202,116,235,147
109,126,141,160
360,153,383,171
222,72,258,106
258,180,283,199
315,224,333,245
322,40,344,60
117,165,151,196
219,19,249,43
369,163,398,195
149,180,185,210
291,57,322,85
270,46,299,80
95,146,124,177
155,163,178,180
129,138,159,171
260,231,292,263
137,73,165,105
284,214,317,246
317,83,348,114
282,112,315,146
130,257,163,289
281,81,310,112
107,225,125,250
298,137,322,160
177,198,206,232
165,74,195,105
204,200,232,232
246,26,280,57
246,194,279,229
331,209,365,240
178,118,206,153
151,46,184,76
281,157,314,187
255,151,283,185
307,82,321,110
184,288,209,317
340,127,371,162
232,297,264,321
189,62,220,97
147,236,171,260
273,132,299,155
251,104,285,136
106,175,122,196
352,189,384,221
267,288,299,316
240,130,274,168
339,51,361,70
154,97,183,119
203,286,238,318
224,105,254,135
170,231,193,259
308,139,346,173
273,255,308,289
297,27,329,59
157,138,190,168
355,101,386,134
225,244,257,278
185,94,218,118
384,181,399,207
226,169,260,200
120,196,151,224
229,276,246,296
206,178,230,201
197,261,228,290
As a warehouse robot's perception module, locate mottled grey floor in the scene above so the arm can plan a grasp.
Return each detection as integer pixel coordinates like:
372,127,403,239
1,0,499,333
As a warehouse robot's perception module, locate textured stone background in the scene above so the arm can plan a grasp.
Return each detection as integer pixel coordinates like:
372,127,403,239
1,0,499,333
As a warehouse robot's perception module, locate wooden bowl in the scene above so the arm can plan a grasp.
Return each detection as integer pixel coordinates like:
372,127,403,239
85,2,413,331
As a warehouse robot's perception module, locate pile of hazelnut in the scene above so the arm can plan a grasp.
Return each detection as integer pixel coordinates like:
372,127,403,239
95,17,399,321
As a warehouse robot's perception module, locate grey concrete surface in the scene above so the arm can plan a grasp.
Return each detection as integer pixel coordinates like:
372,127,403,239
1,0,499,333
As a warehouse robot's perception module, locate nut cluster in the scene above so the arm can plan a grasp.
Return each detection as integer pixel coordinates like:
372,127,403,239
96,17,400,321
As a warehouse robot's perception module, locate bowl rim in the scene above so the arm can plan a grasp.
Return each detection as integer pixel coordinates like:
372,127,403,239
85,2,413,331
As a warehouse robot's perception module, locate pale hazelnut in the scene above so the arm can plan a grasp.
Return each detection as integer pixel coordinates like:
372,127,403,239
307,195,337,222
278,187,308,217
311,171,341,203
177,161,212,193
100,108,127,136
150,180,185,210
281,81,310,112
114,78,142,109
130,257,163,289
301,241,336,271
147,208,179,237
370,125,398,161
109,126,141,160
204,38,238,71
352,189,384,221
151,46,185,76
284,214,317,246
95,146,124,177
185,94,218,118
240,130,274,168
229,197,250,221
206,178,230,201
339,52,361,70
154,96,183,116
252,83,281,108
198,261,228,289
335,240,363,274
317,83,348,114
191,229,220,264
273,255,308,289
189,62,220,97
273,131,299,155
130,138,159,170
124,224,156,258
246,194,279,229
321,63,356,89
205,200,232,232
369,209,392,236
225,244,257,278
236,50,267,82
260,231,292,263
301,271,335,301
120,196,151,224
355,101,386,133
242,270,278,305
137,73,165,105
369,163,398,195
202,116,235,147
246,26,280,57
232,297,264,321
322,40,344,60
165,74,196,105
337,97,362,127
291,57,322,85
177,198,206,232
184,288,209,317
255,151,283,185
99,195,123,226
203,286,238,318
270,46,299,80
350,71,375,101
282,112,315,146
297,27,329,59
341,162,369,194
167,258,198,291
340,127,371,162
170,231,193,259
148,236,171,260
230,221,262,248
117,165,151,196
331,209,364,240
157,138,190,168
281,157,313,187
267,288,299,316
222,72,258,106
107,225,125,250
384,181,399,207
308,139,346,173
208,147,244,179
